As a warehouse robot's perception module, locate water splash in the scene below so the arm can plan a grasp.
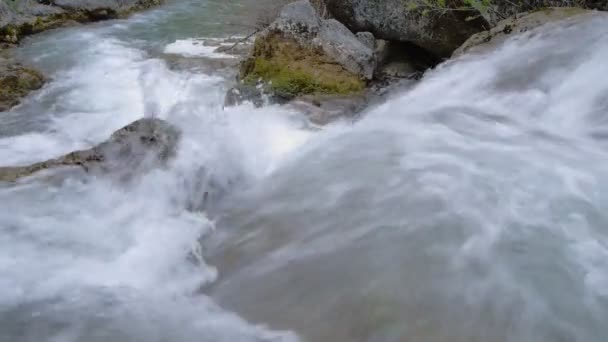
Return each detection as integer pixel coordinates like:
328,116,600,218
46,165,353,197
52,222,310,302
205,12,608,342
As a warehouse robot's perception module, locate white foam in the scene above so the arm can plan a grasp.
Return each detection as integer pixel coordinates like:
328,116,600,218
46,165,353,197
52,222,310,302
0,27,307,342
164,38,238,58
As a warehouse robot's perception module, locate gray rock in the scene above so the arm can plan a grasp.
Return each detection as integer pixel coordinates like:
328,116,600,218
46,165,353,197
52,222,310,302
240,0,375,97
0,118,180,182
321,0,608,57
355,31,375,50
0,1,14,28
270,0,322,41
1,0,162,44
453,7,599,57
322,0,486,57
289,93,368,125
224,83,266,108
268,0,376,79
314,19,376,80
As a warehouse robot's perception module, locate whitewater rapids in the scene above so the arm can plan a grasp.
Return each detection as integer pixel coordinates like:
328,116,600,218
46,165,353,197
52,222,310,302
1,2,608,342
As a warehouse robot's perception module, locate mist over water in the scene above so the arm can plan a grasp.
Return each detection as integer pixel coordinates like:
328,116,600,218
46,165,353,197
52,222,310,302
1,1,608,342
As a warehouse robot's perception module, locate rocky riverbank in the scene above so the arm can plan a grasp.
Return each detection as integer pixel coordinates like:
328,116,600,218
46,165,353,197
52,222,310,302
0,0,162,111
226,0,607,124
1,0,605,179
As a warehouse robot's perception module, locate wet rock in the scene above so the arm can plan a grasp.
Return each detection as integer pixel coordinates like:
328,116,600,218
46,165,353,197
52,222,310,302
322,0,486,58
214,43,252,59
0,0,163,44
0,0,162,110
289,93,368,125
321,0,607,58
0,59,45,112
0,118,180,182
164,54,240,75
239,0,374,99
355,31,375,50
315,18,376,79
453,7,599,57
224,83,266,108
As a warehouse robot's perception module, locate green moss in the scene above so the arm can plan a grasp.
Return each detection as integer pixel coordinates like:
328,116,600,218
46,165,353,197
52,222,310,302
0,66,45,111
532,6,588,15
0,25,20,43
241,35,365,98
245,58,364,98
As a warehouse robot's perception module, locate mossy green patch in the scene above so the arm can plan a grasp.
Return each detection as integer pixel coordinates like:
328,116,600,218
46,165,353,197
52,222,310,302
241,33,365,99
245,57,364,98
0,65,45,111
0,25,19,43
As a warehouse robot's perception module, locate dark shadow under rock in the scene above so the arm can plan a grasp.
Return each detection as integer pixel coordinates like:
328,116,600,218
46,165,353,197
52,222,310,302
375,40,439,80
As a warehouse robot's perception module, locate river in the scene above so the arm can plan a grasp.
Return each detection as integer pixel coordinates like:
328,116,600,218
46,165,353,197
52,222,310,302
1,1,608,342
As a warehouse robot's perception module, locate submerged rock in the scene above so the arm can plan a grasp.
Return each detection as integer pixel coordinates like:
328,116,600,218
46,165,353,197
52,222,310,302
224,83,268,108
453,7,598,57
288,93,368,125
239,0,374,99
0,59,45,111
0,118,180,182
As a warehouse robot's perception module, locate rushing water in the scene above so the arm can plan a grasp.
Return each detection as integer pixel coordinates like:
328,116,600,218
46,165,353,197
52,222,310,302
1,1,608,342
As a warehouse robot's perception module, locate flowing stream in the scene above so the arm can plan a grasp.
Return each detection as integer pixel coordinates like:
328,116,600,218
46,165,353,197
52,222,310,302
2,1,608,342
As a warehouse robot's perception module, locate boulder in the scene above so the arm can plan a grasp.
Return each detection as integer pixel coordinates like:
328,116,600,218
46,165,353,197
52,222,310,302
0,118,180,182
453,7,597,57
239,0,375,99
322,0,486,58
314,19,376,79
355,31,374,50
0,59,45,112
224,83,267,108
321,0,607,58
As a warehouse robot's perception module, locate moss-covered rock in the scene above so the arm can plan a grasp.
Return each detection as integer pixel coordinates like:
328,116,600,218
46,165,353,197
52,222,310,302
241,34,365,99
239,0,373,99
0,62,45,111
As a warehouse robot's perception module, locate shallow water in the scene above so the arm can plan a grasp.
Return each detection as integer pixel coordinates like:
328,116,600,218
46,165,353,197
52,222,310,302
1,2,608,342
